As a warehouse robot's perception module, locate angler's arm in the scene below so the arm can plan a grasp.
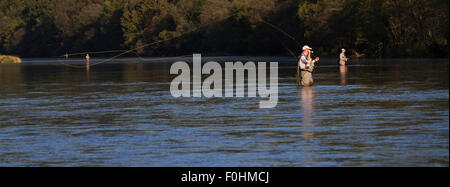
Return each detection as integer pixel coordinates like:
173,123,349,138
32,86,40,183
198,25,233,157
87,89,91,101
300,55,309,65
309,57,319,71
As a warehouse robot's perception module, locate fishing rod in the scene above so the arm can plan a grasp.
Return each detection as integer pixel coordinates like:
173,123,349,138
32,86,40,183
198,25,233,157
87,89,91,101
58,11,302,68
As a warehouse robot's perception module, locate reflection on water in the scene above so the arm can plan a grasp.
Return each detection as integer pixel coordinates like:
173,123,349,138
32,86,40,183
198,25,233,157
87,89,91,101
340,65,348,85
301,87,315,139
0,58,448,166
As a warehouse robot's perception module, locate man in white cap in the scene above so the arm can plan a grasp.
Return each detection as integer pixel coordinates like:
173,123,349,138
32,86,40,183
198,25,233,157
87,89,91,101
297,45,320,86
339,48,349,66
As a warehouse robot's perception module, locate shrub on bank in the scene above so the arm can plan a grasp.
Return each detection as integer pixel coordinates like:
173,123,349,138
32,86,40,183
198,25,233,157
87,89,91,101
0,55,22,64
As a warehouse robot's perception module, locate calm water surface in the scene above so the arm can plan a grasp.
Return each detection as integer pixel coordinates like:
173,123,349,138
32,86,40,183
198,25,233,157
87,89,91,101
0,58,448,166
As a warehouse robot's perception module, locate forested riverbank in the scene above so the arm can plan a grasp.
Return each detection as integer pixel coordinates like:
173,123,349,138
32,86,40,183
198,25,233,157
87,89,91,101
0,0,448,58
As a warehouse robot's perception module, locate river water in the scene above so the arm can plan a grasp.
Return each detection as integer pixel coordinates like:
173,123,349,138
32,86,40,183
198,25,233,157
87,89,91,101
0,57,448,166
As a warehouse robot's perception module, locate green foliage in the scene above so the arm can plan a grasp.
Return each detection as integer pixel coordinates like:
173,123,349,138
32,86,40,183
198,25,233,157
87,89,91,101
0,55,22,63
297,0,449,57
232,0,276,22
0,0,448,58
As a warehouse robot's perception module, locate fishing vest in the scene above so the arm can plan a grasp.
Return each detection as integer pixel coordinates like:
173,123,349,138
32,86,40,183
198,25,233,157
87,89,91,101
299,53,311,70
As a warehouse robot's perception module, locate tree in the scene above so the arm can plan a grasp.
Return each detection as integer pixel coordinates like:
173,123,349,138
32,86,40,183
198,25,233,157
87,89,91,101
0,0,448,58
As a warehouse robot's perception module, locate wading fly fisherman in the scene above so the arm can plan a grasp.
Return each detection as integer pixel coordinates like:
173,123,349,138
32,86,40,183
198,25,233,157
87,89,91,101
297,45,320,87
340,48,349,66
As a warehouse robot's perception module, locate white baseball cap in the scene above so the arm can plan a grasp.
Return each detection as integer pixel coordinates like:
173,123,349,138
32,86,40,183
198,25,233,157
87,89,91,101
302,45,312,50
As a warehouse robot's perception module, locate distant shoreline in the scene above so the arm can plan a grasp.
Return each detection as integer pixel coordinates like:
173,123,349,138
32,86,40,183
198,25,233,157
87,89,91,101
11,57,448,66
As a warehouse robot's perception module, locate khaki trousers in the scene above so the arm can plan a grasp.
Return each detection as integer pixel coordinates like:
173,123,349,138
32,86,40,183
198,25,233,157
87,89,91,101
301,70,314,86
297,66,314,87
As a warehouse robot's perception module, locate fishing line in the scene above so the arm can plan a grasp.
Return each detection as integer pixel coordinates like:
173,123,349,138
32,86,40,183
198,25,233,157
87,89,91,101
59,13,239,68
58,11,302,68
260,19,301,47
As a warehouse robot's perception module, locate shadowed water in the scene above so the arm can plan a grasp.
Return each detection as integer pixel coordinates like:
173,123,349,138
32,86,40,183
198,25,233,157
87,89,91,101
0,58,448,166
